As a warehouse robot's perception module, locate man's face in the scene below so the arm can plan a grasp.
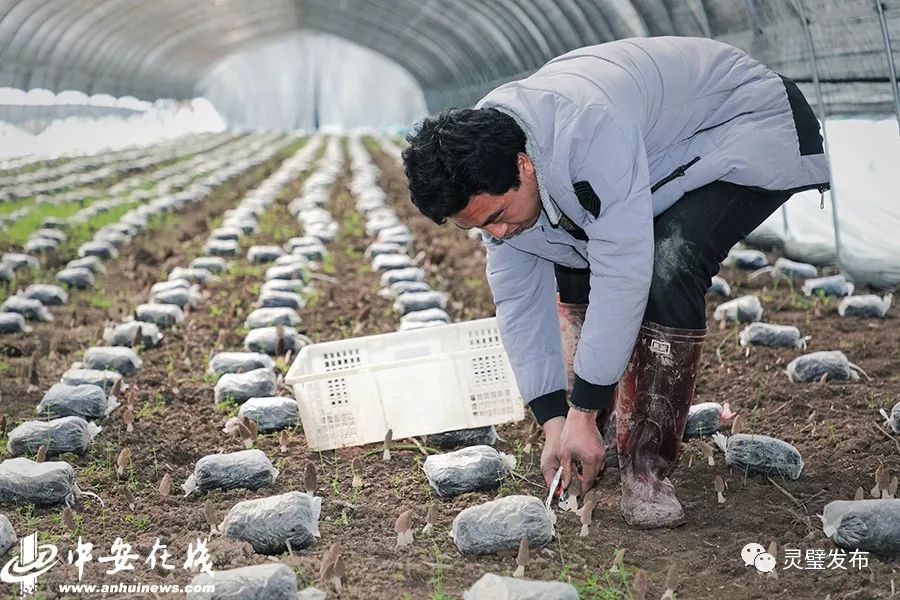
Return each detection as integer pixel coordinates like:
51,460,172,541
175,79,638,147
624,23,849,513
451,152,541,240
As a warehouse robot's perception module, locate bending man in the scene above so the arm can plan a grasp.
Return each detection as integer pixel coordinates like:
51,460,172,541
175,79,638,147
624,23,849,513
402,36,829,528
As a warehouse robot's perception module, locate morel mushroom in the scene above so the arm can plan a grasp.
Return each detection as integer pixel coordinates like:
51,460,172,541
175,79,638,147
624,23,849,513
730,413,744,435
578,489,598,538
609,548,625,574
714,475,726,504
661,564,677,600
513,538,529,578
351,457,363,489
122,405,134,432
631,569,648,600
422,503,437,535
698,441,715,467
871,464,893,499
116,447,132,477
304,462,317,496
383,429,393,461
766,541,778,579
62,506,75,530
203,500,218,534
319,543,343,593
395,508,413,548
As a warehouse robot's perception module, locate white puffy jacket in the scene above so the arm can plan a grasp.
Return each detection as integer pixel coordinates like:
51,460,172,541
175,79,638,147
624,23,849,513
474,36,831,410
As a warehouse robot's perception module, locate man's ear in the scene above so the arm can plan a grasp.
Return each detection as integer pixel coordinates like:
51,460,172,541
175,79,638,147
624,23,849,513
518,152,534,176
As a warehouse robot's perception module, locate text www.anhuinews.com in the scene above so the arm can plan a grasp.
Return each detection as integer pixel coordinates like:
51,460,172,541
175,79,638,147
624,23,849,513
57,582,216,594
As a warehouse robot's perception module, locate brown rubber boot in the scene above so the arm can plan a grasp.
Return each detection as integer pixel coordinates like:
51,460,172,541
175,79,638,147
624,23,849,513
557,295,617,467
616,321,706,528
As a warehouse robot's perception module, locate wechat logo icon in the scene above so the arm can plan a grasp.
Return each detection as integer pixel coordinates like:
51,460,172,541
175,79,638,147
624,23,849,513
741,542,776,573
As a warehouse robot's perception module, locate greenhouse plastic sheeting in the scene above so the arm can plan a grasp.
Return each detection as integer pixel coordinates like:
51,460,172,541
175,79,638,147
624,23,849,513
200,33,427,131
747,119,900,290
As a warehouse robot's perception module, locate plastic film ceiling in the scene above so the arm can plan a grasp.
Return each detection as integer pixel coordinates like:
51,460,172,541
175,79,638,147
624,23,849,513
0,0,898,116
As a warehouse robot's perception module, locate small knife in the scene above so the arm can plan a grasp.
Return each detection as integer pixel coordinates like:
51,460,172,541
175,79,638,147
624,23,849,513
545,466,568,511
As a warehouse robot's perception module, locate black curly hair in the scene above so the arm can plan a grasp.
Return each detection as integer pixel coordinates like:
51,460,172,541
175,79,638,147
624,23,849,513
401,107,526,224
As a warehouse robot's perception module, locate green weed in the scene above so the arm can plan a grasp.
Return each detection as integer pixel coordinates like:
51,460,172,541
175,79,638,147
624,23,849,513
136,394,167,419
429,543,451,600
322,253,336,274
343,211,364,239
302,287,319,308
362,137,381,153
259,212,296,243
16,503,41,529
3,197,99,245
0,196,33,216
826,421,838,444
227,263,265,279
214,400,239,418
560,559,634,600
124,514,150,530
83,292,114,309
292,565,314,589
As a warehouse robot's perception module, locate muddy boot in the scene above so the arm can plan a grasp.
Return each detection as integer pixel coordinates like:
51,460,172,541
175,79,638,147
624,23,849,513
557,294,618,467
616,321,706,528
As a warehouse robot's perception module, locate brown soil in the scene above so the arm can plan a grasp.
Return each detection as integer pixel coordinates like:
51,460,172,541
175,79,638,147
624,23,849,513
0,142,897,600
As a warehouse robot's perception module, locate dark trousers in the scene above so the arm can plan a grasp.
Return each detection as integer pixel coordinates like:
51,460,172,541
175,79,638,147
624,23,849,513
555,181,791,329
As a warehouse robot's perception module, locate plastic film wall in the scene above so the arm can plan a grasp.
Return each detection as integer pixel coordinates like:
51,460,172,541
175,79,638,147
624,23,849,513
0,0,897,119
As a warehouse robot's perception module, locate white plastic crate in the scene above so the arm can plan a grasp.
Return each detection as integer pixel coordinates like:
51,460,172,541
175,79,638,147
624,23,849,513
284,317,524,451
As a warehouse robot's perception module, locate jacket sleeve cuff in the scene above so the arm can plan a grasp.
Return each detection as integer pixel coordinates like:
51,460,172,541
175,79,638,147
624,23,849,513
528,389,568,425
570,374,616,412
